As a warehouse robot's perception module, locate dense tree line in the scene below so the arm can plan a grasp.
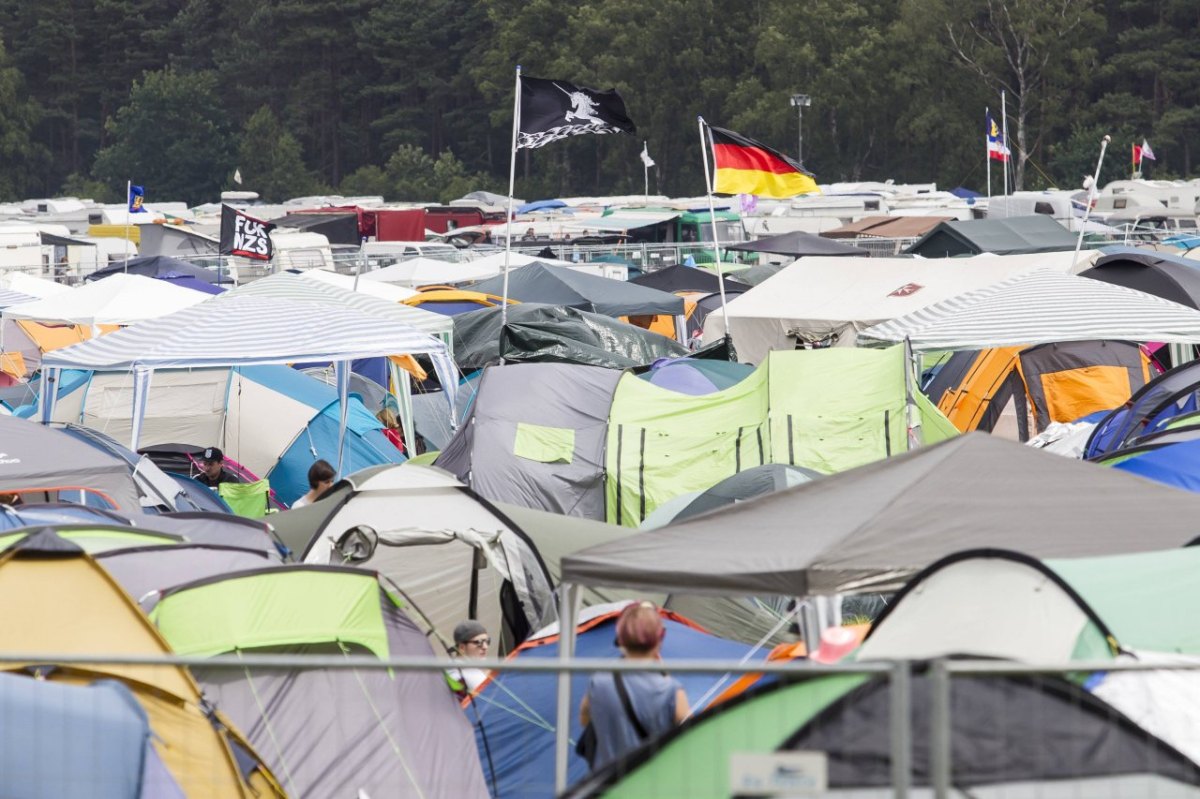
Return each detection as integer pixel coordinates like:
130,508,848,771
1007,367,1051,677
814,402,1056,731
0,0,1193,205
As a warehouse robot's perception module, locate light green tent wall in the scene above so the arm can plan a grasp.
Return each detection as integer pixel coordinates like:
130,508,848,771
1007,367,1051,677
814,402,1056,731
606,366,770,526
605,346,959,526
767,348,958,474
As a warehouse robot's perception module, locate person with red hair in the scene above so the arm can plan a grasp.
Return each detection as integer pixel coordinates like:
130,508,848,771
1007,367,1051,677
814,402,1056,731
578,601,689,769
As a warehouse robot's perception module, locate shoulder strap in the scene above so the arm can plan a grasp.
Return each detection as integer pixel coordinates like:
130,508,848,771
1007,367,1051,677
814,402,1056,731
613,672,650,740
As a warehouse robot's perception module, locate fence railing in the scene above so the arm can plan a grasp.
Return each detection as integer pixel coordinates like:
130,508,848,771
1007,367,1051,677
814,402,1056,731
2,650,1197,798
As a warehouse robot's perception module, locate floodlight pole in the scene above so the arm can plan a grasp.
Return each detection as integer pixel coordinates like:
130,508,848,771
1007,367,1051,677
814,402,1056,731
790,93,811,165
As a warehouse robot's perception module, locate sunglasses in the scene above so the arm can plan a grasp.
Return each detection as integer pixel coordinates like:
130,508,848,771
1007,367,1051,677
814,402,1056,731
465,637,491,647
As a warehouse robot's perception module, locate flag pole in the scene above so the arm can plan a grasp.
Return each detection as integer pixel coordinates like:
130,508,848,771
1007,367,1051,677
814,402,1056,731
985,107,992,200
1072,134,1110,272
643,140,649,203
501,66,521,331
124,180,132,273
697,117,729,326
1000,90,1009,205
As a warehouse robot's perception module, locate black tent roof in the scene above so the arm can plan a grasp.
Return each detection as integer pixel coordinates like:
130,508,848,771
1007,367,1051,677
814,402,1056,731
1080,249,1200,309
629,264,745,295
905,215,1077,257
725,230,870,257
469,262,684,317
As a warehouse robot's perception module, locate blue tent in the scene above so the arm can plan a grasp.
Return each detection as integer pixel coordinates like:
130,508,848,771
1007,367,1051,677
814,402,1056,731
0,672,183,798
470,610,766,798
236,365,405,504
1112,439,1200,492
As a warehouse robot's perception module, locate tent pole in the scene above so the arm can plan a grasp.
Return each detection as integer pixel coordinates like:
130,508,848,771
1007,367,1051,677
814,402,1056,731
335,361,350,476
697,117,730,355
129,367,153,452
501,67,522,333
903,337,921,451
1072,135,1110,273
554,582,581,794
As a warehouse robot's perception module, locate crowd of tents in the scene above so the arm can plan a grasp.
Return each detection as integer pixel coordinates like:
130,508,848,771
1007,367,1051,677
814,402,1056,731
11,216,1200,795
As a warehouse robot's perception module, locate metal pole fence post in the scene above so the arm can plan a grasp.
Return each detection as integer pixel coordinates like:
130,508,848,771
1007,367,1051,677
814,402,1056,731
930,659,952,799
890,660,911,799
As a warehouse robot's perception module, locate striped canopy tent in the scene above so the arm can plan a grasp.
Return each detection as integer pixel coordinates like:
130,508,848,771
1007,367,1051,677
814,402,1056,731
0,287,34,309
39,295,456,471
219,270,452,345
2,273,208,326
859,269,1200,351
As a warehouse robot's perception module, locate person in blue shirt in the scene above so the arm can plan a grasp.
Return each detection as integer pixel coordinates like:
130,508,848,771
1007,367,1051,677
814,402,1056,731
579,602,689,769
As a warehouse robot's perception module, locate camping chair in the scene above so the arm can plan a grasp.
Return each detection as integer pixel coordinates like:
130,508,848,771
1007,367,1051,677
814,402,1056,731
217,480,272,520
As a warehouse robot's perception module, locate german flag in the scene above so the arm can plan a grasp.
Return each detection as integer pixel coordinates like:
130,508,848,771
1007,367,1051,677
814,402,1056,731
709,125,819,198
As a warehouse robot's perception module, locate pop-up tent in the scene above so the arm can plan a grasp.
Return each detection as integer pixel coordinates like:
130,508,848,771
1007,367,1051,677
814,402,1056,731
87,254,231,284
702,252,1098,362
39,294,456,465
2,273,208,326
1079,249,1200,309
567,672,1200,799
905,214,1078,257
150,565,490,798
280,463,555,652
561,433,1200,597
468,262,684,317
453,303,688,370
725,230,870,257
0,529,283,797
860,269,1200,351
294,266,418,302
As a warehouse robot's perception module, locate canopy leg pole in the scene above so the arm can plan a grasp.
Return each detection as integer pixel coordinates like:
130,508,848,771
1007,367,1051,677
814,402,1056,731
554,582,581,794
903,337,921,451
129,367,153,452
335,361,349,475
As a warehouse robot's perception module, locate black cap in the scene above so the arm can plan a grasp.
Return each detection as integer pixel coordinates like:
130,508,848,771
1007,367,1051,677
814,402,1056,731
202,446,224,462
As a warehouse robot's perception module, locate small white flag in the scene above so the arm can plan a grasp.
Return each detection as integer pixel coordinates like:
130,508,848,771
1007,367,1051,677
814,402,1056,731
233,168,243,185
1141,139,1156,161
640,143,655,168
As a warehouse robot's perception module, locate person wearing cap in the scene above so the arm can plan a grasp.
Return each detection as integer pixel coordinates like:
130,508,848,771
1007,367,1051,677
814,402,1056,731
579,601,689,769
196,446,236,488
448,620,491,695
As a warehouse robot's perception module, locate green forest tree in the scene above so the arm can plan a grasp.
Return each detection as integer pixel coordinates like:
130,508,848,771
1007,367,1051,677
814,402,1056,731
92,68,235,205
236,106,321,202
0,39,48,199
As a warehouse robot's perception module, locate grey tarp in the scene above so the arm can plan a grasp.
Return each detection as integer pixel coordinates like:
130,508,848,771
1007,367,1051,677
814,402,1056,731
725,231,870,257
628,264,746,295
438,363,623,519
467,262,685,316
167,569,490,799
905,214,1077,258
453,303,688,370
561,432,1200,596
87,254,229,285
0,416,142,511
97,544,280,609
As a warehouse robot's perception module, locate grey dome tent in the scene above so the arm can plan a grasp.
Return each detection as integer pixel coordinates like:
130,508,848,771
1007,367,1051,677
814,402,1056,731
274,463,555,652
467,262,685,317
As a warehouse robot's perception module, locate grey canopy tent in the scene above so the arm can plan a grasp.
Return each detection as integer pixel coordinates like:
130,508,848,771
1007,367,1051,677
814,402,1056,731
1080,248,1200,309
452,303,687,370
0,415,142,511
725,230,870,257
560,433,1200,597
467,262,684,317
87,254,231,284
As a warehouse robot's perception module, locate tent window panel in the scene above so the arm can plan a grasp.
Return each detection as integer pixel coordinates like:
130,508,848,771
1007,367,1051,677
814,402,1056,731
1040,367,1133,426
512,422,575,464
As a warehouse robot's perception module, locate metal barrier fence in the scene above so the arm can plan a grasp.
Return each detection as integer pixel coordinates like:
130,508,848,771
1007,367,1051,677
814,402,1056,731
3,651,1198,797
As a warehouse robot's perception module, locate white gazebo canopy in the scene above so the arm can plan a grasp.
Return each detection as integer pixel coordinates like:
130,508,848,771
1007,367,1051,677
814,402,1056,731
361,257,502,288
858,268,1200,351
295,267,418,303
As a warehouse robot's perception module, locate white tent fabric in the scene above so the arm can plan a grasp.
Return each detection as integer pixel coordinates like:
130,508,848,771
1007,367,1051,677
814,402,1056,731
0,272,72,299
295,268,418,302
701,251,1101,363
219,271,451,341
468,251,581,271
361,257,502,288
2,273,206,326
0,288,34,309
859,268,1200,351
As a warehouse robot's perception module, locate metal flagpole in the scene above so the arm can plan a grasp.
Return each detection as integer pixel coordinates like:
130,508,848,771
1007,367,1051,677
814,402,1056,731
1072,134,1110,272
697,117,729,327
124,180,132,272
985,107,992,200
501,66,522,331
643,140,649,203
1000,91,1009,204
